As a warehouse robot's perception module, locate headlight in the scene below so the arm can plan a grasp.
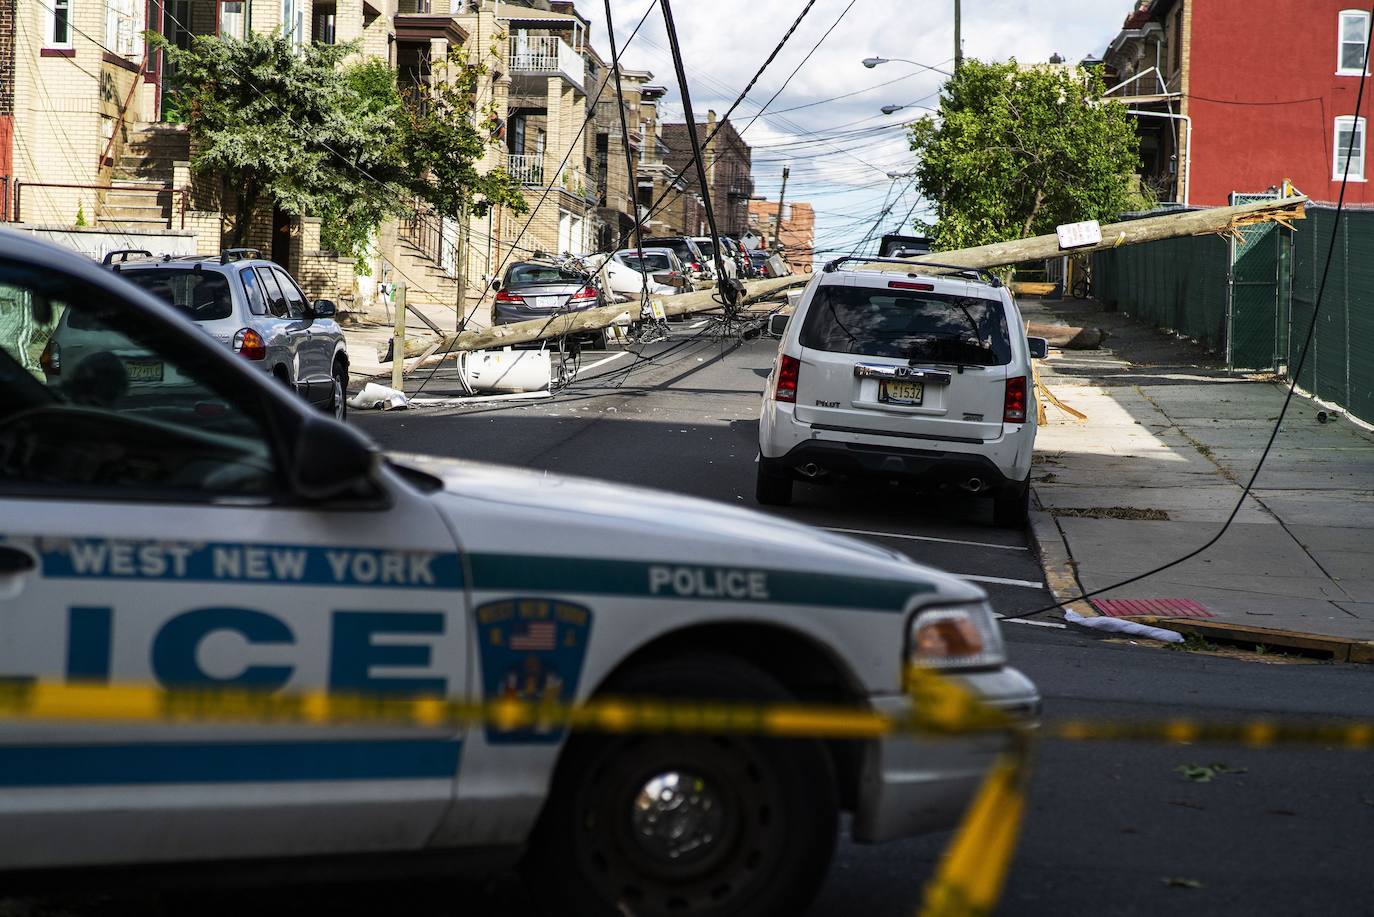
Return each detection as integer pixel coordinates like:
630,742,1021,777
908,602,1006,669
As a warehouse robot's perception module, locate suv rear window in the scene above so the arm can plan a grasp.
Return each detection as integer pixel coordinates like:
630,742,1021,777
645,239,696,264
799,285,1012,366
116,269,234,322
621,252,673,272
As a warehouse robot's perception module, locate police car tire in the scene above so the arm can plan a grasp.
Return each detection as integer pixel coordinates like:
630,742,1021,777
330,361,348,422
525,654,838,917
755,459,793,506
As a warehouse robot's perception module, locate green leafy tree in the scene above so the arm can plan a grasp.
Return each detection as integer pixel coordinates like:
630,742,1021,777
907,60,1147,250
399,51,527,224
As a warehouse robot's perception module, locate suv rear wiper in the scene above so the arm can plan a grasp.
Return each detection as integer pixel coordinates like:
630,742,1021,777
953,299,985,348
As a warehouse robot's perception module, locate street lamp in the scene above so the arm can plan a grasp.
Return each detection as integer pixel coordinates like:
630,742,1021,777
862,56,953,77
880,104,906,115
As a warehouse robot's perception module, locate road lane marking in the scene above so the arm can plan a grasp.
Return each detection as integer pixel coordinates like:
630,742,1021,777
822,527,1029,551
573,351,631,377
958,573,1046,589
996,616,1067,629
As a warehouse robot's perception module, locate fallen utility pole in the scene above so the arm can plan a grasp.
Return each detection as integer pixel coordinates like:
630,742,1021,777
439,276,804,353
436,195,1307,355
895,195,1308,272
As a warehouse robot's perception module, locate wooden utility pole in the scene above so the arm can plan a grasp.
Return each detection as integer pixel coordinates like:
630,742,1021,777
772,166,790,252
433,195,1307,356
453,197,470,332
954,0,962,70
391,283,407,392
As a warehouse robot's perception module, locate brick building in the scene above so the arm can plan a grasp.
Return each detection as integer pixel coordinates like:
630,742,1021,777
1104,0,1374,206
747,199,814,273
661,111,753,236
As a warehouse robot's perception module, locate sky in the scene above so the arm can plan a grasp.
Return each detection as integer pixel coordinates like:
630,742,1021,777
575,0,1130,260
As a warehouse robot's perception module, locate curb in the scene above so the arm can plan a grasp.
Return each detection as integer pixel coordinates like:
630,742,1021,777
1027,502,1096,619
1124,618,1374,664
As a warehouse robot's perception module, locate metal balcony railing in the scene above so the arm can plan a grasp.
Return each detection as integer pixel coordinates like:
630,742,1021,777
509,35,584,91
508,153,545,186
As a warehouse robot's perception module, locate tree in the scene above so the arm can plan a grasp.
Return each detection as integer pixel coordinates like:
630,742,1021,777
156,33,408,256
906,60,1147,251
399,51,528,224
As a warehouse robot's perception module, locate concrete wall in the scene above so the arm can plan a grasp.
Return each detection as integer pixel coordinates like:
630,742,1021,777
18,224,198,260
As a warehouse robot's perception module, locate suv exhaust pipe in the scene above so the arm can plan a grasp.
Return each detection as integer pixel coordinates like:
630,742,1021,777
961,477,985,493
799,463,823,478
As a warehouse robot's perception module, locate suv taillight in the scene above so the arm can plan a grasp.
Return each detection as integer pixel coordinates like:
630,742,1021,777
775,354,800,403
1004,375,1027,423
233,328,267,361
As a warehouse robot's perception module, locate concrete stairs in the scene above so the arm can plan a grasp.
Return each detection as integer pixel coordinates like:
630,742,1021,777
390,235,462,312
98,123,189,229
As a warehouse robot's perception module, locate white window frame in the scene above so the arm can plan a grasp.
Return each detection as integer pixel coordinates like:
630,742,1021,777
1338,10,1370,75
1334,116,1367,181
220,0,248,41
45,0,74,49
105,0,144,60
281,0,305,45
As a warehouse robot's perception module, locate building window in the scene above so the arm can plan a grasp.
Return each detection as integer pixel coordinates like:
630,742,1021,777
220,1,247,40
1339,11,1370,74
281,0,304,44
315,12,336,44
47,0,73,47
1335,116,1366,180
106,0,144,57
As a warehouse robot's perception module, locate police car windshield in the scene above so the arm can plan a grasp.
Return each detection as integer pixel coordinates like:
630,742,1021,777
121,269,234,322
799,286,1012,366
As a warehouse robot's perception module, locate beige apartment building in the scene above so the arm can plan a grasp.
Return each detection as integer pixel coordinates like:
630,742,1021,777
1,0,745,325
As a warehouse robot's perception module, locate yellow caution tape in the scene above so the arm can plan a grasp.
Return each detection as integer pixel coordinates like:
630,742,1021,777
919,744,1031,917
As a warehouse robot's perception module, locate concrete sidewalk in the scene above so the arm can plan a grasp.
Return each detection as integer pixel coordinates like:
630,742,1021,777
1024,297,1374,660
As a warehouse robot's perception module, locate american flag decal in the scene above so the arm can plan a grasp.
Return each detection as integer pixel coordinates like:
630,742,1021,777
510,620,557,651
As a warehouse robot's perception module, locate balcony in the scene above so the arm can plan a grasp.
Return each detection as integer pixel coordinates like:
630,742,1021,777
509,35,584,93
508,153,544,187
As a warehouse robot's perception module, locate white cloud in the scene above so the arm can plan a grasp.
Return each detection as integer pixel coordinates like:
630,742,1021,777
574,0,1128,255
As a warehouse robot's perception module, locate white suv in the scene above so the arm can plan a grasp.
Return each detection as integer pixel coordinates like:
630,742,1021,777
758,257,1048,527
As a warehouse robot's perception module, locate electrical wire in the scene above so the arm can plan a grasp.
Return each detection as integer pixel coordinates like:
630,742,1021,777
1001,1,1374,622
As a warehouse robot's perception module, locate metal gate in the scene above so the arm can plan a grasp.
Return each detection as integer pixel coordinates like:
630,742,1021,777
1227,191,1293,371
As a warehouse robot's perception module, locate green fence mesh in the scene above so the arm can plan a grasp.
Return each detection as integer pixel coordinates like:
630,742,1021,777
1093,204,1374,425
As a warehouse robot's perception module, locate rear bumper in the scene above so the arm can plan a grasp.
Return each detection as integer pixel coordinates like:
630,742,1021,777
493,302,600,325
770,439,1021,494
852,667,1040,843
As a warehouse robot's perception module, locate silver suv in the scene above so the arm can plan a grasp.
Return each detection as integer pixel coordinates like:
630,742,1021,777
758,257,1048,527
104,249,350,420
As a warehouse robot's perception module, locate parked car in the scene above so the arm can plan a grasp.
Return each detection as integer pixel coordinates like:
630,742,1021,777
723,237,756,278
492,260,603,325
608,247,690,296
0,228,1038,917
749,249,774,277
643,236,711,283
689,236,737,280
103,248,350,420
757,256,1050,527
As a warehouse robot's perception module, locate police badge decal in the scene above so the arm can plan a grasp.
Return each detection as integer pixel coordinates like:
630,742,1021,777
476,598,593,744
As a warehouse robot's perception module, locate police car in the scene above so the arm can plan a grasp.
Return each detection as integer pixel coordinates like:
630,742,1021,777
0,230,1037,916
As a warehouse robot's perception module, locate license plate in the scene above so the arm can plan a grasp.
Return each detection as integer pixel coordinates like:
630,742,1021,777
879,380,924,405
534,296,558,309
125,359,164,382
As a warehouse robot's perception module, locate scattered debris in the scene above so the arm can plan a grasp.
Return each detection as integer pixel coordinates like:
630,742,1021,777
1064,610,1185,643
1051,506,1170,521
1175,763,1247,783
1161,877,1205,889
348,382,409,411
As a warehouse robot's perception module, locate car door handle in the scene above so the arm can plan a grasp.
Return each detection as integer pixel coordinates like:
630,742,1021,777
0,546,36,575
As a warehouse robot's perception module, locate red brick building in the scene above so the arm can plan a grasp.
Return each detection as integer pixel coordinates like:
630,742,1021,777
748,200,814,273
1104,0,1373,206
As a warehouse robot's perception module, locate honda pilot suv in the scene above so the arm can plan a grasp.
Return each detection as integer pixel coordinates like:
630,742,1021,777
757,257,1048,527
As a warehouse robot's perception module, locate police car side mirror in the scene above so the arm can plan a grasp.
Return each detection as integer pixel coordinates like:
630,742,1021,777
291,416,380,501
767,313,789,337
312,299,337,318
1027,336,1049,360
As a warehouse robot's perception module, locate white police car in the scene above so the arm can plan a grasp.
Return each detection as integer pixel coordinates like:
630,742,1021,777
0,230,1037,916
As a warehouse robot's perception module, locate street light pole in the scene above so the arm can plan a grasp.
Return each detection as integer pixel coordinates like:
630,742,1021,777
954,0,962,71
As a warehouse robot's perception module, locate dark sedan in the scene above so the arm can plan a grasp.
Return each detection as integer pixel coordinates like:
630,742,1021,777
492,262,602,325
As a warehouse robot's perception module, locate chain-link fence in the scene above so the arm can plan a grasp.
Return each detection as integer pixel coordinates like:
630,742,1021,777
1093,203,1374,425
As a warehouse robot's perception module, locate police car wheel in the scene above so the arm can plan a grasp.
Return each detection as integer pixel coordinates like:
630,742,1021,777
755,458,793,507
526,655,837,917
330,362,348,422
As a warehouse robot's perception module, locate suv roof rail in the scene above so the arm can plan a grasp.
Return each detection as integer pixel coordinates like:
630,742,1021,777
221,248,263,264
821,255,1002,287
102,249,153,266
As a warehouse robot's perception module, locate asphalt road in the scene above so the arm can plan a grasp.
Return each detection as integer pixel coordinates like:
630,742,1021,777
8,325,1372,917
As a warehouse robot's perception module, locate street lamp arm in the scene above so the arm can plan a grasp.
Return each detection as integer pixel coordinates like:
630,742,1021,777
862,56,953,77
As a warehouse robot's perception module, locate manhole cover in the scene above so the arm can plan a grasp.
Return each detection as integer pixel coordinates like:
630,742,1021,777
1092,598,1213,618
